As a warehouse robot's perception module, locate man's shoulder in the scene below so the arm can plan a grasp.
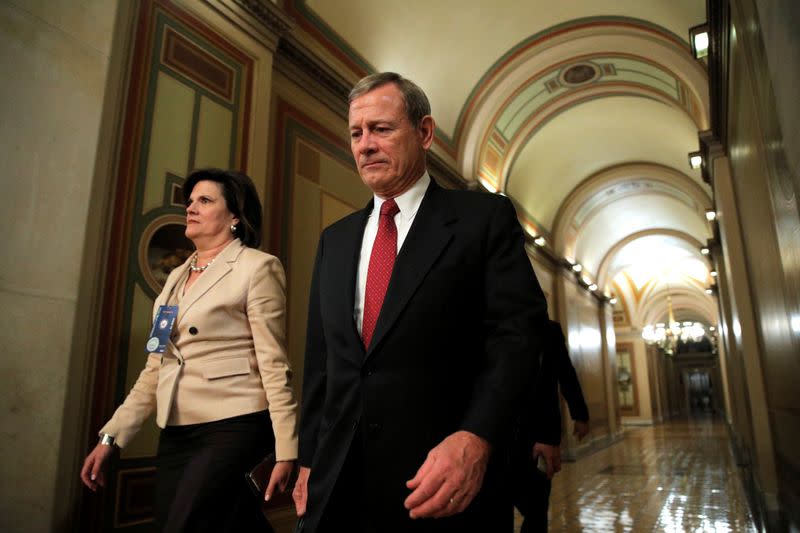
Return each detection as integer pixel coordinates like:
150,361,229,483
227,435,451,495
432,184,512,214
320,208,367,238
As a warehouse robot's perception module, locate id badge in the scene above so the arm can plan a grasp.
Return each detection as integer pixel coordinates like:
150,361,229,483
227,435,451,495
145,305,178,353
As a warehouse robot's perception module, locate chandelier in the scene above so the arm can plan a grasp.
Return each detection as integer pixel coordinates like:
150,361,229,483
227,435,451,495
642,293,706,355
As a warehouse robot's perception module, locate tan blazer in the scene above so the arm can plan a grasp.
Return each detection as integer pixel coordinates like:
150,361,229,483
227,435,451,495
100,239,298,460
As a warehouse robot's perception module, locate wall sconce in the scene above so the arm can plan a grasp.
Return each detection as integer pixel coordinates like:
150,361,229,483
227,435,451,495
710,270,718,278
533,236,546,247
700,247,710,255
689,151,703,169
705,288,713,294
572,263,583,273
609,297,618,305
690,23,710,59
705,209,717,221
588,283,598,292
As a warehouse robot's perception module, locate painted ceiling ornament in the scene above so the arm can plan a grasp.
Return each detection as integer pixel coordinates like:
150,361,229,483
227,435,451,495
560,62,600,86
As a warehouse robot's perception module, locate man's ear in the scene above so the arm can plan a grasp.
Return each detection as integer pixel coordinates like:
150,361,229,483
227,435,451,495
418,115,435,150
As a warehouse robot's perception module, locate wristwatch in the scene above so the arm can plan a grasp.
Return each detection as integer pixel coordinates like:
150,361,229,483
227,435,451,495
99,434,116,446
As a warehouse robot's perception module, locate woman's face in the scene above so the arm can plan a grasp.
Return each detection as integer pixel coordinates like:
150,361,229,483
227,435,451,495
185,180,238,246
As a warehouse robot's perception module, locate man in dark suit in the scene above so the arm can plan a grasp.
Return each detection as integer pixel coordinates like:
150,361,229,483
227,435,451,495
292,72,548,532
512,320,589,532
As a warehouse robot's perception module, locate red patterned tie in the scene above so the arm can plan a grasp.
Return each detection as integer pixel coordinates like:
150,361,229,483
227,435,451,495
362,198,400,349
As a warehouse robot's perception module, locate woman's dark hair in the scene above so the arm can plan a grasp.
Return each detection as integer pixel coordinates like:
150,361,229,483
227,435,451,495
183,168,263,248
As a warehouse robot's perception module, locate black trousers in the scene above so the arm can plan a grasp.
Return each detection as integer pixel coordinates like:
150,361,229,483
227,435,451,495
511,452,551,533
155,410,275,533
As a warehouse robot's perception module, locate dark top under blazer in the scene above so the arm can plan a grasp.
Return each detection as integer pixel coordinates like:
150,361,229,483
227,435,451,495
298,179,548,531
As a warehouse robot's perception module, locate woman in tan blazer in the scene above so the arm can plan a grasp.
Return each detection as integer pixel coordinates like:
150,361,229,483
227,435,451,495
80,169,298,532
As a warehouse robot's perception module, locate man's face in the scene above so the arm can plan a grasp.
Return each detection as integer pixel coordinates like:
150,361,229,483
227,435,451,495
348,83,434,198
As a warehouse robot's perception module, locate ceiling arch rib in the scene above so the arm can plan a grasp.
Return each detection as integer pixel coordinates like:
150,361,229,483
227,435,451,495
508,96,709,246
460,17,709,183
551,162,712,261
574,193,709,279
613,275,717,328
596,229,710,291
483,58,704,195
639,288,718,327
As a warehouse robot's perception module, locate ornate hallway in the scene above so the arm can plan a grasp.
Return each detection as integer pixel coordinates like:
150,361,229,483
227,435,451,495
3,1,798,530
517,419,758,532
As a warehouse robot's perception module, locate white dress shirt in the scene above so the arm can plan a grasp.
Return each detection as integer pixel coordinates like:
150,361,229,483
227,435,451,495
354,171,431,335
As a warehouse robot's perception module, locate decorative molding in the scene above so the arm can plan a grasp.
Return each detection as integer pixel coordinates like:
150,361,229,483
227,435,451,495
273,36,470,191
231,0,294,49
274,35,352,116
698,129,726,185
707,0,730,149
234,0,293,34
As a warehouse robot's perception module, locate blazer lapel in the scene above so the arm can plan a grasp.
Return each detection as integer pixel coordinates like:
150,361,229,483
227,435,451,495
177,239,243,322
153,259,190,320
366,180,455,358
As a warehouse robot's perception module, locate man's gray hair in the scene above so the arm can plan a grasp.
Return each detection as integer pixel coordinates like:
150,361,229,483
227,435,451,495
348,72,431,127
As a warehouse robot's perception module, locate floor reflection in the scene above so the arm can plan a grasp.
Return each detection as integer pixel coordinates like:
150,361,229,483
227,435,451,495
515,418,757,532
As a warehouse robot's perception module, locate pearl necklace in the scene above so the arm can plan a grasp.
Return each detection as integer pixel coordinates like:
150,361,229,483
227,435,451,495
189,253,216,273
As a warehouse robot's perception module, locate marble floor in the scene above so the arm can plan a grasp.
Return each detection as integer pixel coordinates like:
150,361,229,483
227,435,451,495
516,417,758,532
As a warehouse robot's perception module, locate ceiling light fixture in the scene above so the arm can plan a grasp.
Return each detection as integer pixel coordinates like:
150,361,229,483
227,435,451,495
572,263,583,273
700,247,710,255
588,283,598,292
689,151,703,169
609,297,618,305
710,270,718,278
533,236,546,247
705,209,717,221
642,288,707,356
690,23,710,59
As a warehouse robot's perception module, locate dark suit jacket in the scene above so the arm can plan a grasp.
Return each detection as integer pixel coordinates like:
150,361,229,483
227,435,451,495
298,179,548,531
517,320,589,448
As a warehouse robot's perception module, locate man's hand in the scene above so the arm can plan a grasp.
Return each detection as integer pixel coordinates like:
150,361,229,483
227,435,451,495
404,431,490,519
573,420,589,441
265,460,294,501
80,443,114,492
292,466,311,517
532,442,561,480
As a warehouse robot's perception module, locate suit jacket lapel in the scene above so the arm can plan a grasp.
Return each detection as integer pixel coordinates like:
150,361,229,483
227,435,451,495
366,180,455,358
177,239,243,322
339,203,371,355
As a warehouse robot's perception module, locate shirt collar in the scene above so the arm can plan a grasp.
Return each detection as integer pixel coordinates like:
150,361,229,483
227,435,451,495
372,171,430,218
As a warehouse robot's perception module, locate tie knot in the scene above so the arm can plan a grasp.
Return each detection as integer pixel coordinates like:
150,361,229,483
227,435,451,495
380,198,399,218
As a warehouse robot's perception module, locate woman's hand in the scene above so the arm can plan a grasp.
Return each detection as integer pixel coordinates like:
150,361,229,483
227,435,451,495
80,443,114,491
265,460,295,501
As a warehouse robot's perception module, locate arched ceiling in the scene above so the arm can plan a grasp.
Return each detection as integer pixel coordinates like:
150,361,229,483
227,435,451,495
508,96,706,233
575,194,710,277
292,0,714,330
302,0,705,138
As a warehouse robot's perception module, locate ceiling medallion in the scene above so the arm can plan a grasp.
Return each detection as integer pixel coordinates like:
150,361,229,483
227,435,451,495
560,63,600,86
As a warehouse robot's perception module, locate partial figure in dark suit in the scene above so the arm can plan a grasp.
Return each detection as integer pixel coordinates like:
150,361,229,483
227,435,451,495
291,72,549,532
512,320,590,532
